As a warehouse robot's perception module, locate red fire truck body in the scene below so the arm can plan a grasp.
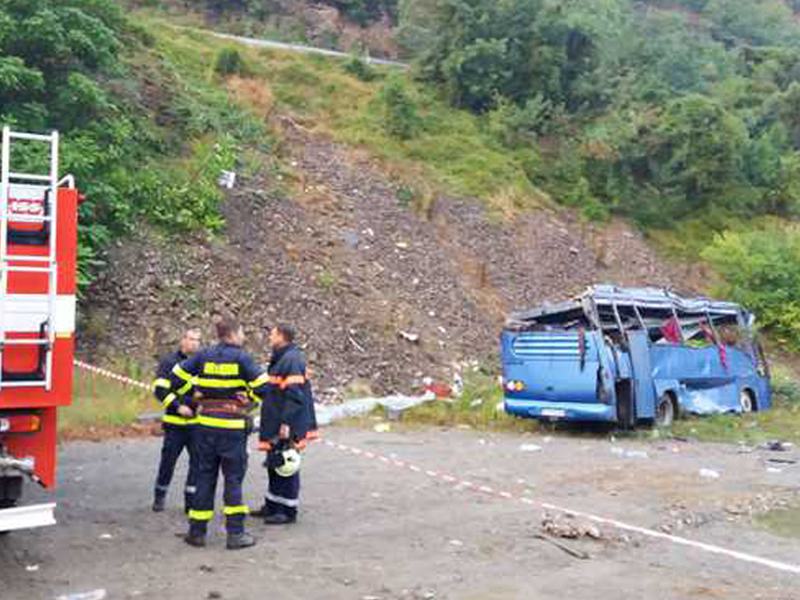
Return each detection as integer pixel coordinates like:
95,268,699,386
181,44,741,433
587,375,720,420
0,128,78,532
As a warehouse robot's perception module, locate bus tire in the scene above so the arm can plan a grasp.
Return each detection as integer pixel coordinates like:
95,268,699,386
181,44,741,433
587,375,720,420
740,389,756,413
655,394,675,428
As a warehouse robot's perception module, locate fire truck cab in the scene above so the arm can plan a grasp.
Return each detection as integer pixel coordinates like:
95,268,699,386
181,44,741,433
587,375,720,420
0,127,78,532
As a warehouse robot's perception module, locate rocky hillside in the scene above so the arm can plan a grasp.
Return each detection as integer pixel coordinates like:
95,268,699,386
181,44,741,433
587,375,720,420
85,120,687,397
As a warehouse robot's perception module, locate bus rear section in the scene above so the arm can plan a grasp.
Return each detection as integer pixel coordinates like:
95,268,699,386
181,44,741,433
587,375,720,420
501,329,618,422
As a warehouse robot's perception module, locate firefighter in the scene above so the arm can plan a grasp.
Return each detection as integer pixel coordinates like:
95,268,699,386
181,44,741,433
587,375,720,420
169,315,269,550
252,325,317,525
151,327,202,513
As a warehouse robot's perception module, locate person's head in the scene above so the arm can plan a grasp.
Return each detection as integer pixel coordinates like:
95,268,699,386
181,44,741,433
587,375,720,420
269,325,295,350
180,328,202,355
217,315,245,347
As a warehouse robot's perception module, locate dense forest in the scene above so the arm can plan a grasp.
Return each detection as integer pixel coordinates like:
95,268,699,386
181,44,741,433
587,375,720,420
1,0,799,348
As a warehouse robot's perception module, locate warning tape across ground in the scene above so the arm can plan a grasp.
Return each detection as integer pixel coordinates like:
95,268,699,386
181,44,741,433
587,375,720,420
325,439,800,577
73,359,151,391
74,358,800,576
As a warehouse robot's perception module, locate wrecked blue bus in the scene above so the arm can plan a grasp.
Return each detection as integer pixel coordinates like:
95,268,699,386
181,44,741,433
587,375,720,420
501,286,771,427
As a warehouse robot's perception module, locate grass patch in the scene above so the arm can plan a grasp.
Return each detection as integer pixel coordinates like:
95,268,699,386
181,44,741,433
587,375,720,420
61,367,155,435
672,369,800,445
756,504,800,539
134,16,546,215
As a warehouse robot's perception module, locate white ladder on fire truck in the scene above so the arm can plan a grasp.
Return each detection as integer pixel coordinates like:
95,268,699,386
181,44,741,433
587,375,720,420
0,126,60,390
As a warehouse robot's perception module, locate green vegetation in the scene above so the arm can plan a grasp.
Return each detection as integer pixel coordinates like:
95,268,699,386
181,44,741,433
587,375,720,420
672,369,800,445
63,366,153,434
0,0,267,287
756,504,800,540
395,0,800,347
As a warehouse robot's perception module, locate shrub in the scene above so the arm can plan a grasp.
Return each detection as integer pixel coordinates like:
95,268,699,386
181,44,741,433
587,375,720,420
343,56,379,82
213,47,247,77
702,224,800,350
380,77,420,140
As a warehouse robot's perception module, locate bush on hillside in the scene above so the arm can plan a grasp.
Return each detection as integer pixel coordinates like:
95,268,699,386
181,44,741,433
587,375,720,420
214,47,248,77
380,77,420,140
702,225,800,351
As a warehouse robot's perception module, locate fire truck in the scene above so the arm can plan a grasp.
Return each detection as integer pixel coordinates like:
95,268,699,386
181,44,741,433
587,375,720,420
0,127,78,532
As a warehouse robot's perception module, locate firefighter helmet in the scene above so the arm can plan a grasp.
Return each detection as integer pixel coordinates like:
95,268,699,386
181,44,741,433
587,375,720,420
275,448,302,477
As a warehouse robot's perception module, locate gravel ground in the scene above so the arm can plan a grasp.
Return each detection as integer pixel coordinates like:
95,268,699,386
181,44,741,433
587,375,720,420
2,427,799,600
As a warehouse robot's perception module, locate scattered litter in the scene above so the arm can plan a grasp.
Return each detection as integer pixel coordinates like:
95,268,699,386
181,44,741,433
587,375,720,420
342,230,360,249
533,534,591,560
25,564,39,572
762,440,794,452
208,592,222,600
766,458,797,465
699,468,721,479
98,533,113,540
610,447,648,459
469,398,483,408
542,436,553,443
448,539,463,547
452,371,464,397
495,401,505,412
396,241,409,249
370,492,382,499
519,444,542,453
56,590,107,600
362,596,381,600
373,423,391,433
398,330,420,344
767,467,783,474
199,564,215,573
218,170,236,189
541,513,603,540
315,394,435,426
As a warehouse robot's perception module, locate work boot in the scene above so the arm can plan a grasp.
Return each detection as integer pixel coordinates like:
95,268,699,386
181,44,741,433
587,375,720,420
263,512,296,526
184,533,206,548
249,503,272,518
226,532,256,550
152,495,166,513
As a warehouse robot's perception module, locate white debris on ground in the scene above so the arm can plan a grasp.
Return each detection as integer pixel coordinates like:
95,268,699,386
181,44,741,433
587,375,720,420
315,394,436,427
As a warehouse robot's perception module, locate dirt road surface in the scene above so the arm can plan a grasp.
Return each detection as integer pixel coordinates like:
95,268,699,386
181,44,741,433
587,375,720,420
2,427,799,600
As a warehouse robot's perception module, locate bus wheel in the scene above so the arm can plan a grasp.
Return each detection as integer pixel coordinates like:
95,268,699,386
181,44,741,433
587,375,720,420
655,394,675,428
740,390,756,413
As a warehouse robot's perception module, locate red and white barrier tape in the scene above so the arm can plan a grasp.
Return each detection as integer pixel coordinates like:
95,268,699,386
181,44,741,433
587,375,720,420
324,439,800,576
73,359,151,391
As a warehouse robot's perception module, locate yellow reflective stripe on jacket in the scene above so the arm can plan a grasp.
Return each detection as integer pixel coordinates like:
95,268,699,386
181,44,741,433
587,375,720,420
196,415,246,429
152,378,171,391
223,505,249,516
173,364,193,382
189,509,214,521
194,377,247,389
162,392,177,409
176,380,193,395
249,373,270,388
163,414,198,426
203,362,240,376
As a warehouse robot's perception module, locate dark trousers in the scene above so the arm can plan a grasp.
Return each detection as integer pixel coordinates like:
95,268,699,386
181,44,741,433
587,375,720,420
265,469,300,518
189,427,249,536
154,424,198,509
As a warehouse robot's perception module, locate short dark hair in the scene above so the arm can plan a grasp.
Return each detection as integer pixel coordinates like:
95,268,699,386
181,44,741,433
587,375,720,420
216,315,241,340
274,325,296,344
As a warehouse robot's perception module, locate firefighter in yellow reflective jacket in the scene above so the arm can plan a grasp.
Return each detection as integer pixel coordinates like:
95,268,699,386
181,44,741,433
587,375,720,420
151,328,202,513
169,315,269,550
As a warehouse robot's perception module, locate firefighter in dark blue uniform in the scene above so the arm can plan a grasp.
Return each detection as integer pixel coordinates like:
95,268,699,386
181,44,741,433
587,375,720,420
169,316,269,550
151,328,202,513
252,325,318,525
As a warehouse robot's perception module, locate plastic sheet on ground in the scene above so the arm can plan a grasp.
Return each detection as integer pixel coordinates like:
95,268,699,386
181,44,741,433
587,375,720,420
315,395,434,427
